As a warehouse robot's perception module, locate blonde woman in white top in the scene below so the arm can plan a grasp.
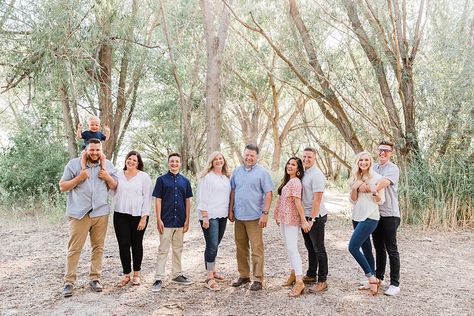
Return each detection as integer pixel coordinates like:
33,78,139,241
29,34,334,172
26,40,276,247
111,151,153,287
196,151,231,291
348,151,385,295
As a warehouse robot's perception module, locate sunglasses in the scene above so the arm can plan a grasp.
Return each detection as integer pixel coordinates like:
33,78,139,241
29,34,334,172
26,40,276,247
378,148,392,153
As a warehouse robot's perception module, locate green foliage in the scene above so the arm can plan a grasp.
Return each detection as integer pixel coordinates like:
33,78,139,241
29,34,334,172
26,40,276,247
0,120,68,199
400,155,474,228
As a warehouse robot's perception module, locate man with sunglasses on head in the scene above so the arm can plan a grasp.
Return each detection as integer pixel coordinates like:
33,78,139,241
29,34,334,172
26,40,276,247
359,140,400,296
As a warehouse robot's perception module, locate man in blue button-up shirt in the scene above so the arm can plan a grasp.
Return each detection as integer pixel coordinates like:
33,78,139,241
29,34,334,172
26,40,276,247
151,153,193,292
229,144,273,291
59,139,118,297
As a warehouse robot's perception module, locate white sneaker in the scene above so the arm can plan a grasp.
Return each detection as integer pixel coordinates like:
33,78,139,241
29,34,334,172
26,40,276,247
384,285,400,296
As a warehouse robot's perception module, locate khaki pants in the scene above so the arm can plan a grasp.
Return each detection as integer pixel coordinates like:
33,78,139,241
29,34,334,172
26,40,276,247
154,227,184,280
64,214,109,284
234,219,264,282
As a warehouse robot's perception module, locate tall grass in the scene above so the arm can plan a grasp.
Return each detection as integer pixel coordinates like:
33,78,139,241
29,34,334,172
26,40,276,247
0,190,66,224
400,156,473,229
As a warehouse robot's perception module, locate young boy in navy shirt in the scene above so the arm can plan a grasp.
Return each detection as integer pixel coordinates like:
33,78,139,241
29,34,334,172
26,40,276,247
151,153,193,292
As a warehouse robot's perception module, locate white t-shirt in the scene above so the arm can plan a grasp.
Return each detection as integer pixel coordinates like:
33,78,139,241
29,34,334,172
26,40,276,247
111,170,153,217
196,172,231,220
302,165,327,217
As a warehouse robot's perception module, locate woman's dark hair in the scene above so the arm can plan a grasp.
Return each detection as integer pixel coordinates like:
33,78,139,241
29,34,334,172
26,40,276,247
123,151,144,171
277,157,304,195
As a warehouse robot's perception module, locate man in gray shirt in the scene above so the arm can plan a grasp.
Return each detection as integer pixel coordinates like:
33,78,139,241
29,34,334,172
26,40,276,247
300,147,328,293
59,138,117,297
360,140,401,296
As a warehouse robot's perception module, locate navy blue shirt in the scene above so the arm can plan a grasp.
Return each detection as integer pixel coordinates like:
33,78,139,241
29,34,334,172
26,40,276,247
81,131,106,149
152,171,193,227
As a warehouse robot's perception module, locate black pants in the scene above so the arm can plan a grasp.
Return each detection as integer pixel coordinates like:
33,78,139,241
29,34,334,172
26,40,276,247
113,212,148,274
301,215,328,282
372,216,400,286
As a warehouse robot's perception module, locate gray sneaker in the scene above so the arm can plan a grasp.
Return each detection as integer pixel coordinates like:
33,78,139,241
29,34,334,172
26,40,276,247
171,275,193,285
62,283,73,297
89,280,103,292
152,280,162,292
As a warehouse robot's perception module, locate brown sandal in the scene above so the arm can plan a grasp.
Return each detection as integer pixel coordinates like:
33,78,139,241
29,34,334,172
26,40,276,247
213,272,225,282
118,276,131,288
369,278,380,296
205,278,221,291
132,276,141,286
289,280,305,297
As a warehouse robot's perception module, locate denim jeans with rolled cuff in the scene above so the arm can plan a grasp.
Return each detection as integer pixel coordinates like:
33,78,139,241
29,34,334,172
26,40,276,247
200,217,227,271
349,219,378,277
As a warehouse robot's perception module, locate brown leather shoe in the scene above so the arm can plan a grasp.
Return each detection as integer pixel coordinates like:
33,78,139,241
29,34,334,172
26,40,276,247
232,277,251,287
249,281,262,291
282,271,296,287
302,275,317,284
309,281,328,293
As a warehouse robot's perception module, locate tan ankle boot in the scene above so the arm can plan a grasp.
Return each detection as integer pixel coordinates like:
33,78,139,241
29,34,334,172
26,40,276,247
289,280,305,297
282,271,296,287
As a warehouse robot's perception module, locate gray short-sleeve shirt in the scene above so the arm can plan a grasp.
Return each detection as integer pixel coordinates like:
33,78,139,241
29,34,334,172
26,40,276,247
301,165,327,217
60,157,118,219
373,161,400,217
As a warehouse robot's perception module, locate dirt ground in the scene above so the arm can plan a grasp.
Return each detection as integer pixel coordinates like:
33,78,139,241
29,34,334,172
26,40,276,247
0,192,473,316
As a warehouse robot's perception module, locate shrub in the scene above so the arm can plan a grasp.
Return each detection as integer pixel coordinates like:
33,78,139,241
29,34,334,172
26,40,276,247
0,125,68,200
400,156,473,229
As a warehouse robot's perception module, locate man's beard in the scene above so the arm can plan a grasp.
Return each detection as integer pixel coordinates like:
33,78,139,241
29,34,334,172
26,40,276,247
88,156,100,164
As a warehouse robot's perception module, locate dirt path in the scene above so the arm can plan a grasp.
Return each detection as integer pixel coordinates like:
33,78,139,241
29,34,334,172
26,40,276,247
0,192,473,315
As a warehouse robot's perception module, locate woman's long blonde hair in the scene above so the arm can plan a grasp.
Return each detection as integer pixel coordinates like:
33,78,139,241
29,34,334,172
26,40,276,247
199,151,230,178
348,151,376,185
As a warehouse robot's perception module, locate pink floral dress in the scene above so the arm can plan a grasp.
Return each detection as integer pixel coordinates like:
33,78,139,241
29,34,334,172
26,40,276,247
274,177,303,226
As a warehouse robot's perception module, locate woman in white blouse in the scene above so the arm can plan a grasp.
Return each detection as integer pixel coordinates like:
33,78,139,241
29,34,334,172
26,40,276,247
111,151,153,287
196,151,231,291
348,151,385,296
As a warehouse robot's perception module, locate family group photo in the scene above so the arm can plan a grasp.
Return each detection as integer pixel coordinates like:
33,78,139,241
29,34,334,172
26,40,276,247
0,0,472,315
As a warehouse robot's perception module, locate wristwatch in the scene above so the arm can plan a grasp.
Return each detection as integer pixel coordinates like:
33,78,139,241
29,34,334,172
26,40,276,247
262,210,269,215
308,217,317,222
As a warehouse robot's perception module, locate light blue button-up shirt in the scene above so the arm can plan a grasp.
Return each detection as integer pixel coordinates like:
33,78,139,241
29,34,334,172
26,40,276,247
230,164,273,221
60,157,118,219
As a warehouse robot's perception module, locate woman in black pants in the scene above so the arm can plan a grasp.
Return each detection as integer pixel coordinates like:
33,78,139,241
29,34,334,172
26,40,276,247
111,151,153,287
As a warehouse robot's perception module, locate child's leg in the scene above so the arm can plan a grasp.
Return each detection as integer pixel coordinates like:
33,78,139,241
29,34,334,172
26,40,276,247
81,149,87,170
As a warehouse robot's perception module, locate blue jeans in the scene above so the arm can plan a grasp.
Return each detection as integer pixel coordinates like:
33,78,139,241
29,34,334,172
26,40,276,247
200,217,227,271
349,219,378,277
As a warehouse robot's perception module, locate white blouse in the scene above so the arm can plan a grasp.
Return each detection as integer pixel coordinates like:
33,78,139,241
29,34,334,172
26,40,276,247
111,170,153,217
350,172,386,221
196,172,231,220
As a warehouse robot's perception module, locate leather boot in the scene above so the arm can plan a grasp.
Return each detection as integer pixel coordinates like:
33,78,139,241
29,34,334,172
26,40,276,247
289,280,305,297
282,270,296,287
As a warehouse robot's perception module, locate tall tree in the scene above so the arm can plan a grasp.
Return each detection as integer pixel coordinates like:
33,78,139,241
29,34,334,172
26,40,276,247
344,0,428,159
200,0,231,154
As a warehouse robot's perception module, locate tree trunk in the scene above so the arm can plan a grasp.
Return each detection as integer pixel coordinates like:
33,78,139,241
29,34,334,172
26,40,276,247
97,41,113,157
59,82,78,159
288,0,363,154
200,0,231,155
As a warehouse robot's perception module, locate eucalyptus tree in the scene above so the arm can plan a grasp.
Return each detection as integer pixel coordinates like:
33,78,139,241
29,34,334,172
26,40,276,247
200,0,231,155
343,0,428,160
415,0,474,158
127,0,209,174
1,0,160,161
